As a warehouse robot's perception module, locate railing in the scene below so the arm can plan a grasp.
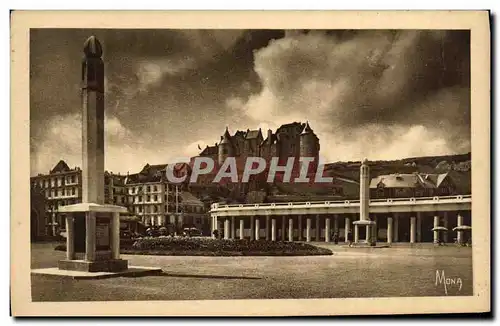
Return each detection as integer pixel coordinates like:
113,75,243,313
210,195,472,211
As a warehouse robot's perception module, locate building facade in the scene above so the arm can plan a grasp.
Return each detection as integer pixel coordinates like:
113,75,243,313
30,160,82,236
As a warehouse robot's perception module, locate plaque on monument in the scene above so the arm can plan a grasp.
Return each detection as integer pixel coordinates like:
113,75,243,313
95,216,111,251
73,212,86,253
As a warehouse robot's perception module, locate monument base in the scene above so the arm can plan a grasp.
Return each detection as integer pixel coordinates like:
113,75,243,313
58,258,128,273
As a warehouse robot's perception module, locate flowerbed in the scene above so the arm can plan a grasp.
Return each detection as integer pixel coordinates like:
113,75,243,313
55,237,333,256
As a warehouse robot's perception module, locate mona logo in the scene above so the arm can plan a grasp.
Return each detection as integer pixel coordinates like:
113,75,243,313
435,270,463,295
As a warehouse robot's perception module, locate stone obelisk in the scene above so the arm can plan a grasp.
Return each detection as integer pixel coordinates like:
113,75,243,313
353,158,376,245
81,35,105,205
57,36,128,272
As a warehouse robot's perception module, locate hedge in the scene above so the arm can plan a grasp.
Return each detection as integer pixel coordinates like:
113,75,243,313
54,237,333,256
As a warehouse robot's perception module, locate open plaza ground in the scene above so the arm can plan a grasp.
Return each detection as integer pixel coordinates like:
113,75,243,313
31,242,473,302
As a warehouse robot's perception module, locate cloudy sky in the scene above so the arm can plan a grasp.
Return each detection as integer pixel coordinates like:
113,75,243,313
30,29,470,176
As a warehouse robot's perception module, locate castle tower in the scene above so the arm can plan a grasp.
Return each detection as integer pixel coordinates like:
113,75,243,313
299,121,319,159
218,127,233,166
81,35,105,204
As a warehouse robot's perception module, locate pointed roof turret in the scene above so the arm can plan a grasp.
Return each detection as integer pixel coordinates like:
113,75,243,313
220,126,232,145
300,121,313,135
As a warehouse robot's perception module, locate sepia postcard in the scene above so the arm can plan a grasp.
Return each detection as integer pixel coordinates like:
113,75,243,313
11,10,490,316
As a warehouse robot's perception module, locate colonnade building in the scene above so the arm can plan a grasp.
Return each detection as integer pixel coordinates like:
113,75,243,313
209,159,472,245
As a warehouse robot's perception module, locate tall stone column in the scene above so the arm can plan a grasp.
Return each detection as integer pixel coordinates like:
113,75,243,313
345,217,351,243
354,224,359,243
443,212,449,243
111,212,120,259
81,37,105,205
365,225,370,242
410,216,416,244
325,217,331,242
457,213,464,244
231,216,236,240
250,216,255,241
306,217,312,242
271,218,276,241
433,215,440,243
288,217,294,242
281,216,286,241
85,211,96,261
224,218,230,240
417,212,422,243
394,214,399,242
255,218,260,240
371,216,378,242
265,216,270,240
387,217,393,244
65,215,75,260
298,215,303,241
239,219,244,240
315,214,321,241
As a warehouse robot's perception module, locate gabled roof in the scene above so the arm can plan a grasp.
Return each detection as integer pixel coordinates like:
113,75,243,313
50,160,72,174
300,121,313,135
200,145,218,156
245,129,261,139
370,173,451,189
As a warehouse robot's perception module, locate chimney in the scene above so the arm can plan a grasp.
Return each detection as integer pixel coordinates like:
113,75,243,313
267,129,272,141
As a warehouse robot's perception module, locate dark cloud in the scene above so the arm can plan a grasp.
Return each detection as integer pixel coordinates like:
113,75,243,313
30,29,470,175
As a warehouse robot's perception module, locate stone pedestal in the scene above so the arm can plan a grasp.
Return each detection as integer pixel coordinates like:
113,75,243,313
352,220,376,245
58,203,128,273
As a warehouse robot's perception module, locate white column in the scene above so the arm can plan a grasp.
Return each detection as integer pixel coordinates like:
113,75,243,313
315,214,320,241
354,224,359,243
372,216,378,242
345,217,350,243
298,215,303,241
65,214,74,260
239,219,244,239
288,217,293,242
433,215,439,243
281,216,286,241
443,212,448,242
325,218,331,243
271,218,276,241
306,217,311,242
457,213,464,244
410,216,416,244
394,214,399,242
255,218,260,240
111,212,120,260
417,212,422,243
365,225,370,242
52,212,57,237
85,211,96,261
265,216,270,240
224,218,230,240
387,217,393,244
231,216,235,239
250,216,255,241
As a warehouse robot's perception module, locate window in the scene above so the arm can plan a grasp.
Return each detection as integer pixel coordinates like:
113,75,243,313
121,197,125,204
153,206,158,213
45,180,49,188
147,185,151,192
147,195,151,202
58,189,63,197
114,196,117,203
51,179,55,187
153,185,157,192
153,195,157,202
